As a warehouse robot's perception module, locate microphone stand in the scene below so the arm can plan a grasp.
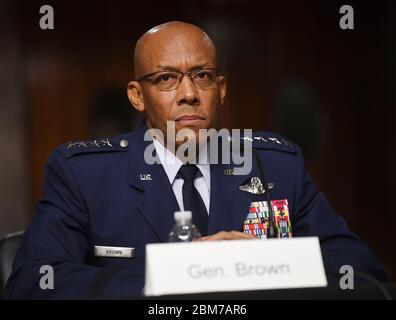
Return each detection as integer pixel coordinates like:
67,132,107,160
253,150,277,239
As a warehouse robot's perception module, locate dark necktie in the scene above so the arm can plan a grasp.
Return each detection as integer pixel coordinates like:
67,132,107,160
178,164,208,236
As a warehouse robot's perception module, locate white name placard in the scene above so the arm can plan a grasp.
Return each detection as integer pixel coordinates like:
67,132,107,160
144,237,327,296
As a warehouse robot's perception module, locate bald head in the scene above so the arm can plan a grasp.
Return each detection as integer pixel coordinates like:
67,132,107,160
127,21,227,145
133,21,217,78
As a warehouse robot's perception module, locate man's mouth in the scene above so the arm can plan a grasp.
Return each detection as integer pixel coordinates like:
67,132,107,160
175,115,206,125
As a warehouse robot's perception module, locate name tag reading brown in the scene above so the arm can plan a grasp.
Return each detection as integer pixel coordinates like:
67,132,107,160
94,245,135,258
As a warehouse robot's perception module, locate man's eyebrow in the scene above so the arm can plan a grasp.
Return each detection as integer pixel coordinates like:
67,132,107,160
156,64,210,72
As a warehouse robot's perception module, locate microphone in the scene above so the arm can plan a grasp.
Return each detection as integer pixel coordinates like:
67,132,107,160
253,149,277,239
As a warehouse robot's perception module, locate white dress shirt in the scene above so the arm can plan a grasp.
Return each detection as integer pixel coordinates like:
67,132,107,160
153,139,211,214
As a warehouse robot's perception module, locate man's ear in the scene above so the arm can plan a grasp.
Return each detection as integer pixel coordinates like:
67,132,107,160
218,76,227,106
127,81,145,112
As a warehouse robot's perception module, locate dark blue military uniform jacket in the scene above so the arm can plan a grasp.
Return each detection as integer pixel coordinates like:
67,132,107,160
5,121,387,299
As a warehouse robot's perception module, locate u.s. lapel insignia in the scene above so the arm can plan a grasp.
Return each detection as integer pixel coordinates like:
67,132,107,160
223,168,234,176
139,174,152,181
239,177,265,194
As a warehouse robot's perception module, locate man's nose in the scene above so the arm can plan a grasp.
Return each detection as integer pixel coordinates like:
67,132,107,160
176,75,199,106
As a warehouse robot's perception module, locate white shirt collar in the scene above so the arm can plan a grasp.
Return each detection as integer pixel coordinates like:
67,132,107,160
153,139,211,190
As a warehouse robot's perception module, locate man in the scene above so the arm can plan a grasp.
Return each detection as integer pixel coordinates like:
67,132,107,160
6,21,387,299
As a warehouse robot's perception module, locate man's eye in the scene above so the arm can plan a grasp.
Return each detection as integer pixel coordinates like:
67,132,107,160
155,73,177,83
195,71,212,79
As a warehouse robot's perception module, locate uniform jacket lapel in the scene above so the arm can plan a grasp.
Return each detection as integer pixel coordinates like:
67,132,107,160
127,121,180,242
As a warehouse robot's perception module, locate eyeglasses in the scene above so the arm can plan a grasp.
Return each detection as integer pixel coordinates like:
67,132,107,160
136,68,223,91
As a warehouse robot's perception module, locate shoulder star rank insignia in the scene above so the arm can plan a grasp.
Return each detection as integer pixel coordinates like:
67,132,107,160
66,138,113,149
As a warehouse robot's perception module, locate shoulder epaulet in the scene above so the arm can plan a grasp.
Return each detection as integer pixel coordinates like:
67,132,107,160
59,136,129,159
241,132,298,154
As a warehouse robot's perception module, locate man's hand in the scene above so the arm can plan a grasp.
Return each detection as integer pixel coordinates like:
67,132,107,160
194,231,257,241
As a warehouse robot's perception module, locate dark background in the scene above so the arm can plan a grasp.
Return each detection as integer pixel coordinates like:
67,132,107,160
1,0,395,280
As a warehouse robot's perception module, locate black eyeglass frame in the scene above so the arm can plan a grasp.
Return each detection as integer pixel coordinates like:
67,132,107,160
135,68,224,90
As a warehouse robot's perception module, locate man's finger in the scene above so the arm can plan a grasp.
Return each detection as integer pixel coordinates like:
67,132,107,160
230,231,257,239
196,231,257,241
